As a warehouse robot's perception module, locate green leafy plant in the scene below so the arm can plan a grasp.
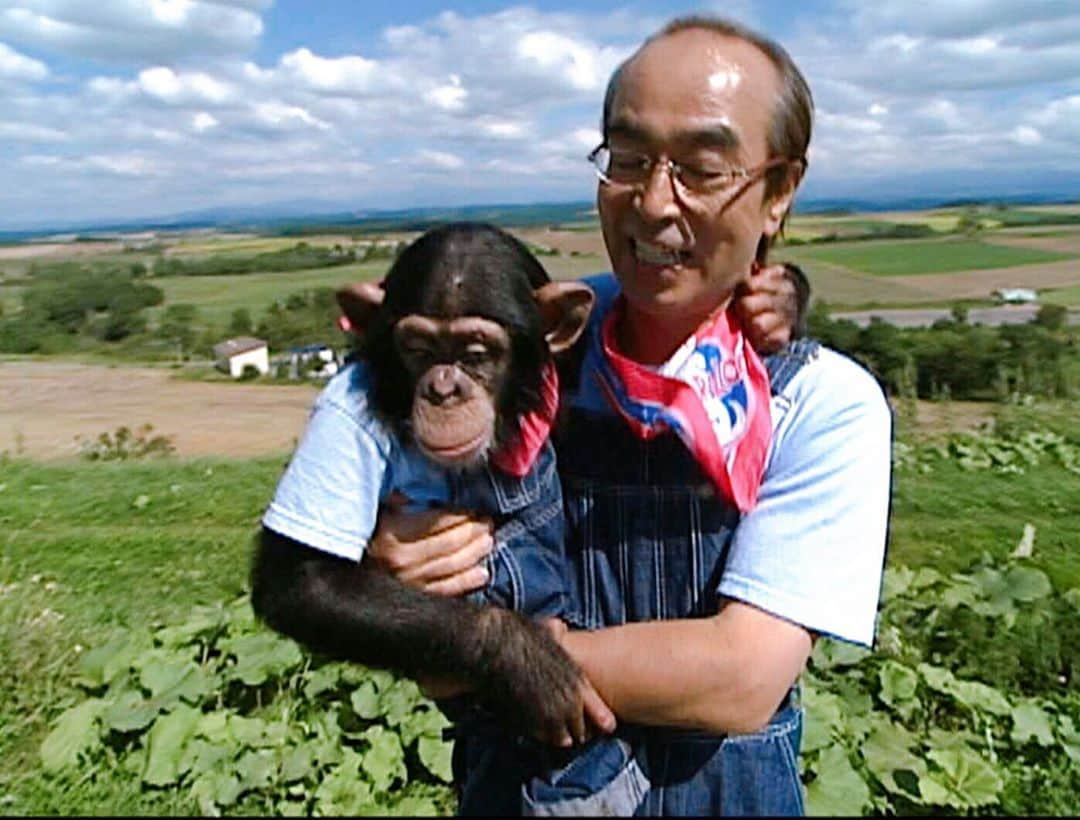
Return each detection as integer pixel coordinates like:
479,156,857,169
37,597,455,816
801,557,1079,816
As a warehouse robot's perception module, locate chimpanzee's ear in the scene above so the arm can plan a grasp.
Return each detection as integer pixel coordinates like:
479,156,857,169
335,281,385,336
533,281,595,354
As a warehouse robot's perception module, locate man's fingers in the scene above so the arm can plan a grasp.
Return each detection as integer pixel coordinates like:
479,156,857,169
398,530,495,584
372,515,492,576
422,564,491,597
385,507,476,542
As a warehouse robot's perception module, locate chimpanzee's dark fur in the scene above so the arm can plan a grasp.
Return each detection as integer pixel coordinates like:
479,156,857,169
249,223,586,740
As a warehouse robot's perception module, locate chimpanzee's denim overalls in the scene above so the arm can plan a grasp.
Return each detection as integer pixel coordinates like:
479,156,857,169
451,335,821,816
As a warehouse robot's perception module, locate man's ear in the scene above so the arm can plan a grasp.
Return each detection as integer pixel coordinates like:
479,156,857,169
335,281,384,336
763,163,803,238
533,281,595,354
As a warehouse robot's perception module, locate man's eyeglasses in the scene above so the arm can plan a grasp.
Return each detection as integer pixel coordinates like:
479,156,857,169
587,144,805,202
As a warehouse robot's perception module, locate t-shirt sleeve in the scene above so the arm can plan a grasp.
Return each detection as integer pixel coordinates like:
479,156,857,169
718,349,892,646
262,392,390,562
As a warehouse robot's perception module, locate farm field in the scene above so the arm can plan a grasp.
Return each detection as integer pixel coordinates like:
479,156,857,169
785,237,1073,277
3,207,1080,321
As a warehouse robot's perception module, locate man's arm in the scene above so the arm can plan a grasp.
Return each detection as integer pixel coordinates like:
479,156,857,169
556,601,811,734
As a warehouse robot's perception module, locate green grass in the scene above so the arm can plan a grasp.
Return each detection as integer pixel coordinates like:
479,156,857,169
148,262,389,324
787,238,1074,276
1041,283,1080,308
0,455,284,814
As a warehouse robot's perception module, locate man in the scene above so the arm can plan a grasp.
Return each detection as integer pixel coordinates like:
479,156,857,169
368,15,891,816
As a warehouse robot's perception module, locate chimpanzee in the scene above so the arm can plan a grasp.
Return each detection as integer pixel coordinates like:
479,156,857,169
250,223,648,815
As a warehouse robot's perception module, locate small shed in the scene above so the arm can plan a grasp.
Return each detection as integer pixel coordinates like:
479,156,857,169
213,336,270,378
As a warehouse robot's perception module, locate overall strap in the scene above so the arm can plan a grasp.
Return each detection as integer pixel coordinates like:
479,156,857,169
765,338,821,396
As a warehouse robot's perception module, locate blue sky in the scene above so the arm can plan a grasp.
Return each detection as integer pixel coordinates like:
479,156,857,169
0,0,1077,229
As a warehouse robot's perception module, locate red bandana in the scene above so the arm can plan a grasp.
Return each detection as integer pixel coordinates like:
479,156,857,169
489,361,560,477
592,299,772,512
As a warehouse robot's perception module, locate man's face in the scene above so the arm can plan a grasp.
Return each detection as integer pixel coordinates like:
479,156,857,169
598,29,793,335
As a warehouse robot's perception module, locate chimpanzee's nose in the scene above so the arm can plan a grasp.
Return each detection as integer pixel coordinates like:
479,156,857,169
426,365,460,403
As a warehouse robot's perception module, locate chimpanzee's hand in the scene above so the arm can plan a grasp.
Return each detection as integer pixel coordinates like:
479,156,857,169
734,263,808,354
368,493,495,597
478,609,603,747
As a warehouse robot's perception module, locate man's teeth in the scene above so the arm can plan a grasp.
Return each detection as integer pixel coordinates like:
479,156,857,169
635,241,684,266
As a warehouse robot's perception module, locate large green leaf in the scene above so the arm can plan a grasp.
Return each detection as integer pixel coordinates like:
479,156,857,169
860,719,926,797
74,635,144,689
1057,715,1080,763
190,770,242,816
224,632,304,686
1011,699,1056,746
800,683,844,754
103,689,160,732
314,754,376,816
878,661,919,707
418,735,453,783
281,743,318,783
923,748,1003,808
236,748,278,792
360,725,407,793
350,680,381,719
303,663,342,699
142,704,201,786
379,679,424,727
39,698,105,772
400,705,451,748
804,745,870,817
154,607,225,648
179,739,232,778
948,678,1011,716
1003,566,1052,602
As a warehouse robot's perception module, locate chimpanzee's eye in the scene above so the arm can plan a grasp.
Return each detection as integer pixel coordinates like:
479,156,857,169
402,346,433,366
461,344,490,366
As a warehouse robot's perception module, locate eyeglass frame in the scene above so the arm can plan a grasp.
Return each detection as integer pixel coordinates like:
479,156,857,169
587,143,806,202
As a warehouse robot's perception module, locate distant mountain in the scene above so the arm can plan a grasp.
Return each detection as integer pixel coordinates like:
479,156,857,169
2,189,1077,244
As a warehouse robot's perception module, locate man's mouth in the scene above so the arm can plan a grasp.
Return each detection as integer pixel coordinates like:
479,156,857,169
632,239,691,268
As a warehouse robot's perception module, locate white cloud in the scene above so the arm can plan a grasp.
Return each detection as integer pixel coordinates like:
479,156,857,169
3,2,1079,227
251,101,330,131
279,47,383,95
138,66,232,104
0,120,67,140
417,149,464,170
0,0,266,62
424,74,467,112
191,111,217,131
0,40,47,80
1009,125,1042,145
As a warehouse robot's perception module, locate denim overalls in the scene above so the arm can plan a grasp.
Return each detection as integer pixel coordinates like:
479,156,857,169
452,338,820,817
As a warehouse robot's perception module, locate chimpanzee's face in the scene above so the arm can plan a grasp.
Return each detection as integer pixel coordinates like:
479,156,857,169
393,314,512,467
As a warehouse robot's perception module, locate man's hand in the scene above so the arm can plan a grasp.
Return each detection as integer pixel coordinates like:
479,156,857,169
368,493,494,596
734,262,809,354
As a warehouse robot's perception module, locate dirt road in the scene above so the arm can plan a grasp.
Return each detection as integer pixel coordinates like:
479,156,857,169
1,360,320,461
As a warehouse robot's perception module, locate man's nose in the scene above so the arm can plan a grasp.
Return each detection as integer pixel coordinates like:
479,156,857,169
637,159,682,221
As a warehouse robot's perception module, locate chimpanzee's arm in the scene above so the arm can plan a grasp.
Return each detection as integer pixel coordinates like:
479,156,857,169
250,526,585,740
